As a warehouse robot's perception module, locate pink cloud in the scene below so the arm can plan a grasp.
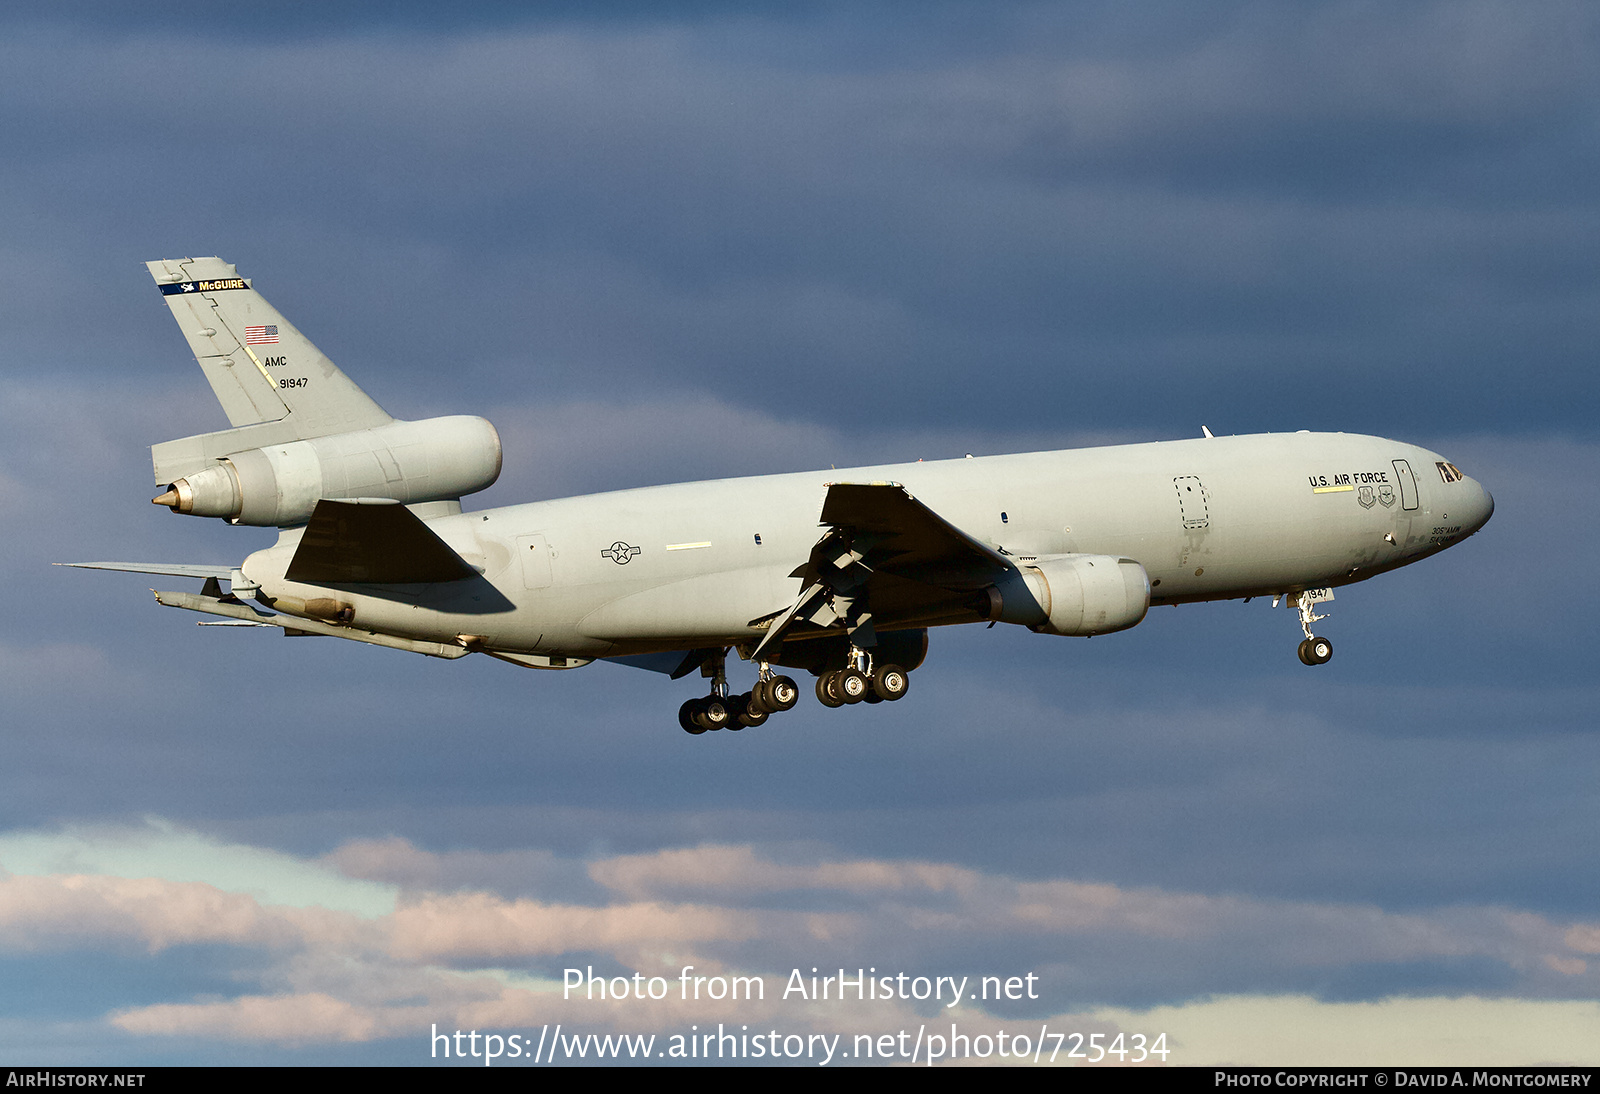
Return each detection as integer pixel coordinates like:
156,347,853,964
589,843,983,900
388,891,755,961
113,992,385,1044
0,874,299,952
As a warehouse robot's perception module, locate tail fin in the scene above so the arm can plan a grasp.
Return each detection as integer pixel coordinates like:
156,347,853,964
148,257,391,434
147,257,394,483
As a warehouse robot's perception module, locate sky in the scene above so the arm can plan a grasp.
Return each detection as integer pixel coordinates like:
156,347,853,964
1,1,1597,1067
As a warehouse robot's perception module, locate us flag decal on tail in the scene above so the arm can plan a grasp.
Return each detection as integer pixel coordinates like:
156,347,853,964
245,325,279,345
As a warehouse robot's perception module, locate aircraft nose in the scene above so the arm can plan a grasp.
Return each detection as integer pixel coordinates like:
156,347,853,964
1464,478,1494,533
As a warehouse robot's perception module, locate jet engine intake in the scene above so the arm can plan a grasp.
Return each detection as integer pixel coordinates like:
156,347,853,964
986,554,1150,637
153,416,502,526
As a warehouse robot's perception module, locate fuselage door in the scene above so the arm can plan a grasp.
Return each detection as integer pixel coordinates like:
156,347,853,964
1174,476,1209,529
516,534,553,589
1392,460,1419,511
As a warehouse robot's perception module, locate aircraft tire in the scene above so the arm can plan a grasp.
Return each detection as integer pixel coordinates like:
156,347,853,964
697,697,731,731
872,665,909,701
1297,639,1313,665
816,673,846,708
768,676,799,711
1307,636,1333,665
838,669,869,704
737,694,769,727
679,700,708,735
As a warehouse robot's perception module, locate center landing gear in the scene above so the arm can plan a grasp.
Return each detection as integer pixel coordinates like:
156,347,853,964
679,654,799,735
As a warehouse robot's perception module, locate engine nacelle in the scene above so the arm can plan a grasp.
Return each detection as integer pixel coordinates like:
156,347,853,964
985,554,1150,637
155,415,502,526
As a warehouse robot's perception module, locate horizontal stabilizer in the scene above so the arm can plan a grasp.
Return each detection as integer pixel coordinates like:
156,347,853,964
56,561,234,580
285,499,478,584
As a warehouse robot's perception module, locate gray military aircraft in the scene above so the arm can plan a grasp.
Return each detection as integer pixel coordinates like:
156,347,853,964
69,257,1494,734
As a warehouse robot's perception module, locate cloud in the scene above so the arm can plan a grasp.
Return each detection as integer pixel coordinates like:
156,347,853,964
0,873,301,954
3,5,1593,440
6,823,1599,1056
0,820,396,917
387,892,757,963
113,992,387,1045
589,844,983,902
0,640,120,697
1094,994,1600,1067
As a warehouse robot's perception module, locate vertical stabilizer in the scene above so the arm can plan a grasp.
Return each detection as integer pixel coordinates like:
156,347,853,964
147,258,392,436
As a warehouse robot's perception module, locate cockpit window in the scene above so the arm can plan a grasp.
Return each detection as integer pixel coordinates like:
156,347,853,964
1436,461,1464,484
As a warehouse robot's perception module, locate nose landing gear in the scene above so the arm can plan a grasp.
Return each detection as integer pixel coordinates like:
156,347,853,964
1281,589,1334,667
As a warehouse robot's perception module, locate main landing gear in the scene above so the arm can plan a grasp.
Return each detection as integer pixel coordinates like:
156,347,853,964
679,657,800,735
813,648,910,709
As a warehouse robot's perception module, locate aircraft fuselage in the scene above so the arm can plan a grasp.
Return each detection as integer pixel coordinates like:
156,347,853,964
240,430,1494,662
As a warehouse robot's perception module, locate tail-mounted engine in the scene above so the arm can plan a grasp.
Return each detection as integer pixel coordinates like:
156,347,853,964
153,415,502,527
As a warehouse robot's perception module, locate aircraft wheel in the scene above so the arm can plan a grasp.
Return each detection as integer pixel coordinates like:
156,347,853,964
696,696,732,731
872,664,909,701
1297,639,1314,665
1307,636,1333,665
736,693,769,728
767,675,799,711
838,669,869,704
816,673,846,708
679,700,707,735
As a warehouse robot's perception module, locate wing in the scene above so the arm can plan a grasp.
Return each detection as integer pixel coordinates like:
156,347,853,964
751,482,1010,659
818,481,1011,587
